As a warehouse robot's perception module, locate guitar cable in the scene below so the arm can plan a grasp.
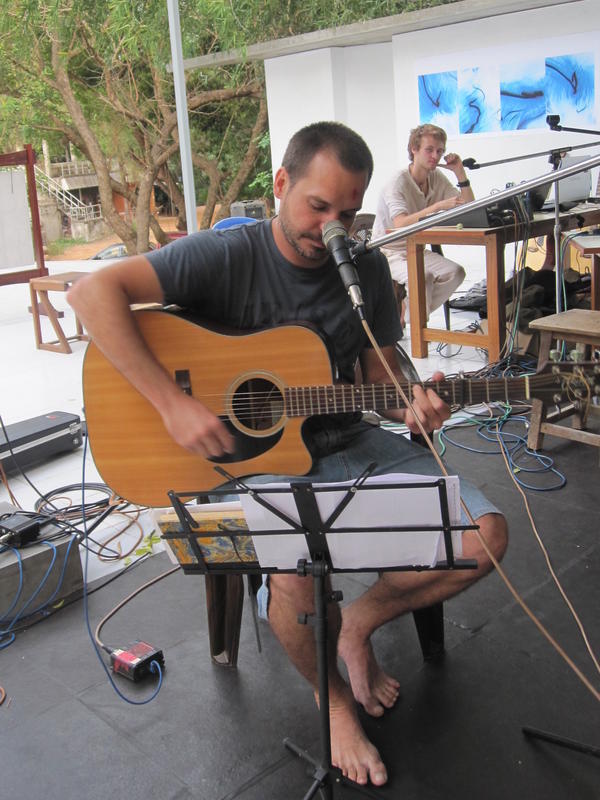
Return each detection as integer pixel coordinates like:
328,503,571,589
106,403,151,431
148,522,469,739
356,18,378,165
79,434,165,704
360,316,600,703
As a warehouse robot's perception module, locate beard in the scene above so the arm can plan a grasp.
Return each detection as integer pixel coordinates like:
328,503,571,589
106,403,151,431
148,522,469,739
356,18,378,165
278,211,327,264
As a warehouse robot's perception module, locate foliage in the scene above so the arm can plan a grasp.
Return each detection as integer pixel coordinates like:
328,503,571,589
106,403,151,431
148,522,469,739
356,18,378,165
0,0,458,246
45,237,86,257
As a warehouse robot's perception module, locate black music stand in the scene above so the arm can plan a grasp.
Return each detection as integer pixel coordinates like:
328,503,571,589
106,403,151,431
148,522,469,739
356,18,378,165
165,467,478,799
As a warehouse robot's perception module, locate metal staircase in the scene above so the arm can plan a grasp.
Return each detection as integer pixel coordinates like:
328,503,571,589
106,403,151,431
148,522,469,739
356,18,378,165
34,165,102,222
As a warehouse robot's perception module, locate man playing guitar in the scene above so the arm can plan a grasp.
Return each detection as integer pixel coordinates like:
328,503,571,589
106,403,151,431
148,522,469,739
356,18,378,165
68,122,507,788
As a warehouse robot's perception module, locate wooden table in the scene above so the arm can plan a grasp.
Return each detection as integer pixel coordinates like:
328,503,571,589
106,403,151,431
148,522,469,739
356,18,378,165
567,232,600,310
29,271,90,354
406,205,600,362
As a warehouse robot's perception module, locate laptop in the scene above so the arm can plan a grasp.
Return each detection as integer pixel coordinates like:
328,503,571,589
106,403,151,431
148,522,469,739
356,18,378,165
540,154,592,211
434,206,491,228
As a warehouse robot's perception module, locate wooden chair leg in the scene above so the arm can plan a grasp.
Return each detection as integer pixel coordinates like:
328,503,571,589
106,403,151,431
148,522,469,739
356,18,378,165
412,604,445,662
205,574,244,667
527,398,546,451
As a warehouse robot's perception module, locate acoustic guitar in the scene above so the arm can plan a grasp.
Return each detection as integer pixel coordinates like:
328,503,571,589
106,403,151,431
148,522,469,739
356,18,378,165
82,309,598,507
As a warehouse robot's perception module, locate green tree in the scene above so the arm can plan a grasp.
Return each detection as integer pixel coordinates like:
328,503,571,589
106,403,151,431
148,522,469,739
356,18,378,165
0,0,458,250
0,0,266,250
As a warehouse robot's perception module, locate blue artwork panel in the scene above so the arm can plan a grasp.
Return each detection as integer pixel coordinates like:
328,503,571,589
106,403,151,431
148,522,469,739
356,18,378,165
418,71,458,134
545,52,595,126
458,66,500,134
417,49,596,136
500,59,546,130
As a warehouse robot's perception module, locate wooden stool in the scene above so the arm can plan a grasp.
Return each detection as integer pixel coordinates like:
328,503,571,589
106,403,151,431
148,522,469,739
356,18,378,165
527,309,600,451
29,271,90,354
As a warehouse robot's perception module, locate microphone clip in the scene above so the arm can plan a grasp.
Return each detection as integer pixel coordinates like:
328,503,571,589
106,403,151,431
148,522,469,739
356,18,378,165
546,114,562,131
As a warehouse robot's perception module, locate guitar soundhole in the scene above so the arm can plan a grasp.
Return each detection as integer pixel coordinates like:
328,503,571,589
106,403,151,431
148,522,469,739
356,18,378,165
231,377,284,434
208,377,285,465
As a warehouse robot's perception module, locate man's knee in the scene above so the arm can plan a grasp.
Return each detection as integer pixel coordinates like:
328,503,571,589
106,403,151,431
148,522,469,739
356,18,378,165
269,573,314,613
473,513,508,570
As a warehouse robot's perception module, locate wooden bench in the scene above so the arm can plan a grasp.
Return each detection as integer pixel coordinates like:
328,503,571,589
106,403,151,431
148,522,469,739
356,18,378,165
29,271,90,354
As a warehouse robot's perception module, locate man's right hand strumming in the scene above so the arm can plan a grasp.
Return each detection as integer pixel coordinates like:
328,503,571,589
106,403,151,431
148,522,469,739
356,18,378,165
160,392,235,458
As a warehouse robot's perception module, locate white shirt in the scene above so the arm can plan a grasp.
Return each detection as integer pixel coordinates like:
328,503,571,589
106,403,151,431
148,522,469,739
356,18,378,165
373,167,458,259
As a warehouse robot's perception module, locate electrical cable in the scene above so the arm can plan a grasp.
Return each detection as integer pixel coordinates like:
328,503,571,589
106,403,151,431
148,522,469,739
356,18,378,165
0,419,137,558
95,509,144,562
79,435,164,704
94,564,179,653
0,414,65,514
3,549,158,638
438,408,567,491
0,541,57,649
0,457,21,507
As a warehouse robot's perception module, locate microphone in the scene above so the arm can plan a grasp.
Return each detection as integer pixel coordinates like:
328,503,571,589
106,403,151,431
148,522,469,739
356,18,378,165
462,158,479,169
322,220,365,311
546,114,561,130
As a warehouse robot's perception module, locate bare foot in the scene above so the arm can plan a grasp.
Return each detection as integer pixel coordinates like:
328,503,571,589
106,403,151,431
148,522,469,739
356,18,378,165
325,689,388,786
338,632,400,717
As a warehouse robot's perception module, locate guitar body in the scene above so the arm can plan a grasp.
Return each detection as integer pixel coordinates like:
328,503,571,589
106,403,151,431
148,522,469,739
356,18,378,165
83,308,598,508
83,310,335,507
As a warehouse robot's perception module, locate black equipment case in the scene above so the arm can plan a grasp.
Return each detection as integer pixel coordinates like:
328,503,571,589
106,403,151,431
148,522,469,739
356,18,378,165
0,412,83,474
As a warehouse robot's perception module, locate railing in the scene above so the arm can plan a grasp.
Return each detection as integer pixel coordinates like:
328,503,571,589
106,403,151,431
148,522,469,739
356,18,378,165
34,165,102,221
49,160,96,179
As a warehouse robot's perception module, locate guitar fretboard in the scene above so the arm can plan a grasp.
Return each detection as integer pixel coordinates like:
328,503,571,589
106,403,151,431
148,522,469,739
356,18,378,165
283,375,536,416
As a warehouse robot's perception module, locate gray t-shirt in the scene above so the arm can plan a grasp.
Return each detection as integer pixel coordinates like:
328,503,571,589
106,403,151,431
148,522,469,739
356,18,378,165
147,219,400,385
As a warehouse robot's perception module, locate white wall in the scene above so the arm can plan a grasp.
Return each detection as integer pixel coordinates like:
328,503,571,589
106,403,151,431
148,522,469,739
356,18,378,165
265,48,343,176
264,0,600,216
265,43,396,211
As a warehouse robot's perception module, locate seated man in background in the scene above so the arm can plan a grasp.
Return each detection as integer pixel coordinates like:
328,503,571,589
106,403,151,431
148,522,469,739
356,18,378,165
373,123,473,324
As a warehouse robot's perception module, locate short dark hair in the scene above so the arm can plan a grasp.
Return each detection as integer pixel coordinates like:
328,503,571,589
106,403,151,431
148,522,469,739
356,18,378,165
407,124,447,161
282,121,374,184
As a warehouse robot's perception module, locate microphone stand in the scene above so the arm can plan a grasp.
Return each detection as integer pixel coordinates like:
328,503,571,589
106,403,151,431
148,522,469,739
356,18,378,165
352,152,600,316
463,120,600,313
463,139,600,172
546,115,600,136
543,117,600,311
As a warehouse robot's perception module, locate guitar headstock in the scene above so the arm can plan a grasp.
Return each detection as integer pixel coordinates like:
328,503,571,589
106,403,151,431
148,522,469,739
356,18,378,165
532,361,600,405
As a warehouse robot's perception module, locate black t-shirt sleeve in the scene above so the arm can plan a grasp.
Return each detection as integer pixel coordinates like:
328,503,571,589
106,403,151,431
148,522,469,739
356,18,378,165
146,230,234,309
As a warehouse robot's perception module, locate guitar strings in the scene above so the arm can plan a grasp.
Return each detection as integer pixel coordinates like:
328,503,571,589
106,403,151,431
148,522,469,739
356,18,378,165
189,372,592,421
360,318,600,705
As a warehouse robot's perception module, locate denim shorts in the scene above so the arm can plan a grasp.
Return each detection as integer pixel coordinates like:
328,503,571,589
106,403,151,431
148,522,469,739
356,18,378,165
216,419,501,621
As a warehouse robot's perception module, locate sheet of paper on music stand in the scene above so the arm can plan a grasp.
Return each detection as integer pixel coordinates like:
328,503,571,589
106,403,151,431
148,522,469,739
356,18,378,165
240,473,462,570
238,488,310,568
